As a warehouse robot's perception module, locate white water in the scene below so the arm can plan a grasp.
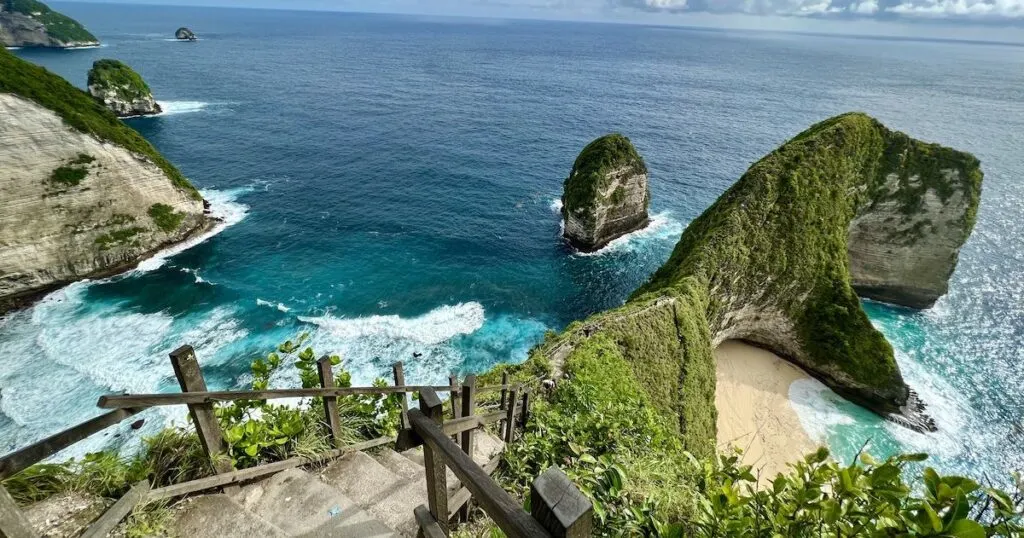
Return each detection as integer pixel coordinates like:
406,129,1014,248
571,212,684,257
154,101,209,117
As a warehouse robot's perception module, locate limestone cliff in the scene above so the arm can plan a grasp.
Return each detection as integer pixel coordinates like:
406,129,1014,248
539,113,981,456
88,59,162,118
0,48,207,313
561,134,650,252
0,0,98,48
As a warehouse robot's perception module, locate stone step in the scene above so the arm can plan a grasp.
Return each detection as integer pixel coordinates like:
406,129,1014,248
372,447,424,479
235,467,396,537
402,430,505,467
170,494,288,538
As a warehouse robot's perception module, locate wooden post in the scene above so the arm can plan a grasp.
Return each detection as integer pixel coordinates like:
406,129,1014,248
520,390,531,428
0,484,37,538
449,374,460,442
504,385,520,444
419,389,449,536
393,362,409,430
317,356,343,448
457,374,477,523
169,345,233,475
530,467,593,538
499,372,509,439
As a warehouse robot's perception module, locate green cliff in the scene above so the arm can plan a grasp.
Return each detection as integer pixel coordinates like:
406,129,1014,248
0,0,98,48
540,112,981,455
88,59,162,117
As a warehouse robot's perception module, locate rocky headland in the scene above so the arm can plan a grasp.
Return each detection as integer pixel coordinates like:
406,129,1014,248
561,134,650,252
0,0,98,48
539,113,981,455
175,27,197,41
0,47,209,314
88,59,163,118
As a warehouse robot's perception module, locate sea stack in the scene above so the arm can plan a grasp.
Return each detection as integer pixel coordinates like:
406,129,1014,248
175,27,197,41
561,134,650,252
0,48,207,313
0,0,99,48
87,59,162,117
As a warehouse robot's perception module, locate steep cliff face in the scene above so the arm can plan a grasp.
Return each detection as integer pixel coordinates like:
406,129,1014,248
539,113,982,456
0,48,207,312
0,0,98,48
561,134,650,252
88,59,162,118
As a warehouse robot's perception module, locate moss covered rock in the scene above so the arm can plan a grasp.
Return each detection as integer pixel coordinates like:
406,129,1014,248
540,113,982,454
87,59,162,118
561,134,650,252
0,0,98,48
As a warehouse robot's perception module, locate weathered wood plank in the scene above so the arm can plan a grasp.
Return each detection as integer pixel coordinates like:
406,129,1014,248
414,505,447,538
80,480,150,538
447,453,500,521
0,408,143,480
169,345,232,476
0,485,37,538
97,384,456,409
419,390,449,535
520,390,531,427
530,467,593,538
146,435,395,501
393,362,410,430
408,408,550,538
449,375,460,443
458,374,477,523
317,356,343,448
504,386,520,444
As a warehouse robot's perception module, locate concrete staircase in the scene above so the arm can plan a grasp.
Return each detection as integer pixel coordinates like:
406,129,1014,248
168,431,505,538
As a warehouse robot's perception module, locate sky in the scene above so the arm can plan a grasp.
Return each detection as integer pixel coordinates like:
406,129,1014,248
55,0,1024,41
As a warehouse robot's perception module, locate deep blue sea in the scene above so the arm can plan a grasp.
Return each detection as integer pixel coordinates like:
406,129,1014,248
3,2,1023,486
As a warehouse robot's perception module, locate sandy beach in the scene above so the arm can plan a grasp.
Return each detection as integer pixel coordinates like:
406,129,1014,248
715,340,820,480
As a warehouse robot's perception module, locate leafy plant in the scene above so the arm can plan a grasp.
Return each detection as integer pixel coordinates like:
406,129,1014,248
148,203,186,233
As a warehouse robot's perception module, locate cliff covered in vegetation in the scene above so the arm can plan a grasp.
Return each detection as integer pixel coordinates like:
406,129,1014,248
88,59,162,117
540,113,982,455
0,48,207,313
0,0,98,48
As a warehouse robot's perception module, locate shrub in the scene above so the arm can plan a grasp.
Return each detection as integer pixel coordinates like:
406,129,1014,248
49,165,87,186
147,203,185,233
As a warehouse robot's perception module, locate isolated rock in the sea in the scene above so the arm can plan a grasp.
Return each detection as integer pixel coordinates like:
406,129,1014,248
175,27,197,41
561,134,650,252
0,47,208,313
0,0,99,48
87,59,163,117
536,113,981,456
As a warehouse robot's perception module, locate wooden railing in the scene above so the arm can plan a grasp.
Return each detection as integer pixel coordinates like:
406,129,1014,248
0,345,592,537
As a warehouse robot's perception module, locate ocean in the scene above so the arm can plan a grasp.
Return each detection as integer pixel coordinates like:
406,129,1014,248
3,2,1023,486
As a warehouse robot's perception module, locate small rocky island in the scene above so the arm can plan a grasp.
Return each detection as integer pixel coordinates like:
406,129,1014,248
175,27,197,41
0,47,208,313
0,0,99,48
87,59,162,118
561,134,650,252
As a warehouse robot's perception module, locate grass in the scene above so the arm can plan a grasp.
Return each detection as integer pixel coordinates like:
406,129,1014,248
4,0,98,45
0,47,201,200
561,133,646,223
87,59,154,102
94,226,146,250
148,203,186,233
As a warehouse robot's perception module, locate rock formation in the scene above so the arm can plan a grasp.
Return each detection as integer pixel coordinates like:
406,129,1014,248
0,0,98,48
561,134,650,252
175,27,197,41
539,113,981,456
0,47,208,313
87,59,162,118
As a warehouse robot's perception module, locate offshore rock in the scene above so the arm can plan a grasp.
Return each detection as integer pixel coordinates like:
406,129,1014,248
87,59,163,118
175,27,197,41
561,134,650,252
537,113,982,456
0,0,99,48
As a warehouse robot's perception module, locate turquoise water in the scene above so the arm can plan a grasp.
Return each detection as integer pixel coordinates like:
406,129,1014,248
2,3,1022,485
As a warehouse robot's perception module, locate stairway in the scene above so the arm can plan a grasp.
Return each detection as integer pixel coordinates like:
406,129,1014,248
167,431,505,538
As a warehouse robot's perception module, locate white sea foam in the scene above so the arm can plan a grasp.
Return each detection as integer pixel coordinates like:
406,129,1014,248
788,378,856,444
179,267,208,284
299,302,485,346
570,212,683,257
549,198,563,212
256,298,291,313
155,101,209,116
134,187,249,273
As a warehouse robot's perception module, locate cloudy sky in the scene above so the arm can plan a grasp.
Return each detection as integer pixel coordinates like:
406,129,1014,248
58,0,1024,39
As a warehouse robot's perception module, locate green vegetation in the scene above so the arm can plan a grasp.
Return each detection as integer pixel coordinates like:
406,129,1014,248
0,47,201,199
148,203,186,233
3,0,98,45
49,165,88,187
94,226,146,250
70,153,95,165
562,133,647,222
87,59,154,102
